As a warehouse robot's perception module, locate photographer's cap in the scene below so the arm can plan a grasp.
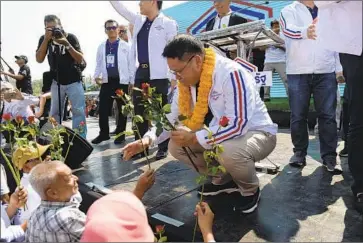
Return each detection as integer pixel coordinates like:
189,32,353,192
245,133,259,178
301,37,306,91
15,55,28,64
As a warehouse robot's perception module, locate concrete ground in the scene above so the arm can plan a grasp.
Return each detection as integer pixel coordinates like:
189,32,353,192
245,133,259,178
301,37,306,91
72,117,362,242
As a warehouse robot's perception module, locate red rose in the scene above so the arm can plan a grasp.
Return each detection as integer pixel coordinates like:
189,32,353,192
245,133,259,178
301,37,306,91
115,89,124,97
27,116,35,124
2,113,11,121
80,121,85,127
155,225,165,234
219,116,229,127
15,115,23,124
141,83,150,92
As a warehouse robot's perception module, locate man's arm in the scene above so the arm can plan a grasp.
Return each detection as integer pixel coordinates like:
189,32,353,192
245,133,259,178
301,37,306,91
36,34,51,63
64,209,86,241
63,34,84,64
0,72,24,81
93,44,103,83
279,7,309,40
195,69,255,149
109,1,138,24
334,52,343,74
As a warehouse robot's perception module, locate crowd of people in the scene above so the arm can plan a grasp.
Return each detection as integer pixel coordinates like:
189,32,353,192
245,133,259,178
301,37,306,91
1,0,362,242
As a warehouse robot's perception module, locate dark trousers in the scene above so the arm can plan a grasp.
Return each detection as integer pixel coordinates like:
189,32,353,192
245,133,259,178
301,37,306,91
287,73,338,163
134,67,169,151
340,51,363,196
340,84,350,143
98,79,128,138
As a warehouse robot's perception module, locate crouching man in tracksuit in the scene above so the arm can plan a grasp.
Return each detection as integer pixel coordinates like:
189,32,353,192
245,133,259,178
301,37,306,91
122,35,277,214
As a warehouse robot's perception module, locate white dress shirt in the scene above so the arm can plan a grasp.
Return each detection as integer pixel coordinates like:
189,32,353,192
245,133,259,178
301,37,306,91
213,11,233,30
265,33,286,63
315,1,362,56
280,1,345,74
110,1,178,81
93,38,134,84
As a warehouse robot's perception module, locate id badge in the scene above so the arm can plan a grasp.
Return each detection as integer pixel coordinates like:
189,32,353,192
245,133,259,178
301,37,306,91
106,54,115,68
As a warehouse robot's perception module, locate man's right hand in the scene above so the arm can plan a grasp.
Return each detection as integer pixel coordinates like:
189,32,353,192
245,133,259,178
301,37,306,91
307,18,318,40
122,138,150,161
45,28,53,41
195,202,215,241
134,169,156,199
10,186,28,209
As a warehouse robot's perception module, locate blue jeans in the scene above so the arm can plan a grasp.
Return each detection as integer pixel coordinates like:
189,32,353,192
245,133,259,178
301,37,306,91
50,81,87,138
288,73,337,163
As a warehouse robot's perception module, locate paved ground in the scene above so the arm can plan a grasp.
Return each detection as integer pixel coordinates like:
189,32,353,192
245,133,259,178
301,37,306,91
72,117,362,242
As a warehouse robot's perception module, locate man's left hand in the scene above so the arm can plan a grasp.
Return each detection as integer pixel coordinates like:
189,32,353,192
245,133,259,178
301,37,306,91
336,72,345,83
53,37,70,46
171,129,197,147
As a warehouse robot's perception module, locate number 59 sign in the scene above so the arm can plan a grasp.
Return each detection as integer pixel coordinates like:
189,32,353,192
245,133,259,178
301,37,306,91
252,71,273,87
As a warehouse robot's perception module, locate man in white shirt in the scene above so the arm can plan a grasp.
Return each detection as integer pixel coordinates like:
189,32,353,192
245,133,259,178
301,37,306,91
110,1,178,160
92,20,133,145
280,1,341,172
314,1,363,214
262,20,288,100
122,35,277,214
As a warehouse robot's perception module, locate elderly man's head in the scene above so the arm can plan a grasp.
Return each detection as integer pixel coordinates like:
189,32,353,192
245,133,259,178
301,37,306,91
29,161,79,202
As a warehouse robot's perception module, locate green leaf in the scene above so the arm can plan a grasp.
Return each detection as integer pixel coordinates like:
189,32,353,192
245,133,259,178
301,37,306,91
159,236,168,242
133,115,144,123
178,115,187,121
203,151,213,163
218,165,226,173
122,105,130,116
162,104,172,114
124,94,131,102
156,126,163,136
207,131,213,140
216,144,224,154
211,166,218,176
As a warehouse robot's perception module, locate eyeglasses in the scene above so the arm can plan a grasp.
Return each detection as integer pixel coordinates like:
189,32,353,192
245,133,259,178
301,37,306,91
106,26,117,31
119,29,127,34
169,55,195,76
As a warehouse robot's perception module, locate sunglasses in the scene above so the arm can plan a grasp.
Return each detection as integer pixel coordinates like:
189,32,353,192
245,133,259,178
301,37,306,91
106,26,117,31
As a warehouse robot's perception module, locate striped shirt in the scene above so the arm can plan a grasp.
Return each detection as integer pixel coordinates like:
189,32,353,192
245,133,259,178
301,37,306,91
25,195,85,242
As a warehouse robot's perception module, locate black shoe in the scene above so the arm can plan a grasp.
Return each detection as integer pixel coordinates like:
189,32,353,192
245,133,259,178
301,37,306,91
198,180,239,196
339,147,348,157
237,188,261,214
155,149,168,160
91,135,110,144
355,193,363,214
323,161,342,174
114,136,125,145
289,153,306,168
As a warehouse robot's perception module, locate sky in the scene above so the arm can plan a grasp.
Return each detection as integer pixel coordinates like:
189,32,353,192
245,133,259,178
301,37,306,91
0,1,184,80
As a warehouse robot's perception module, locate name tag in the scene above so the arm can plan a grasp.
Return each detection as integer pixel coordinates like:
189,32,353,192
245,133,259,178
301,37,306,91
106,54,115,68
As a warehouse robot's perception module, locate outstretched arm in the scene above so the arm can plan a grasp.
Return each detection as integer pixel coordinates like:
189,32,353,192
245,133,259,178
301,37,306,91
109,1,138,24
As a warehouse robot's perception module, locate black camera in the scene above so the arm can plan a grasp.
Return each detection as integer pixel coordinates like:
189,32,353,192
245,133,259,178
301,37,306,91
52,27,64,39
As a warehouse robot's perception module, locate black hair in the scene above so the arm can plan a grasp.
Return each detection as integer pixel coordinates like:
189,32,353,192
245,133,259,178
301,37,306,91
44,15,62,26
104,19,119,29
270,19,279,28
162,34,204,61
157,1,163,10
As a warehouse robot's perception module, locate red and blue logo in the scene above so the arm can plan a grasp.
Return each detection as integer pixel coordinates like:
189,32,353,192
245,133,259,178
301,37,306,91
187,1,273,34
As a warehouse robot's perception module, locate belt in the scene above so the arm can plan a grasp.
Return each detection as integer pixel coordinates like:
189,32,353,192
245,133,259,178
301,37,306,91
139,63,149,69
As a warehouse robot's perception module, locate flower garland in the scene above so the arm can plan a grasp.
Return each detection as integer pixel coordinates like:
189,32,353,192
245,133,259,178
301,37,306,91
178,48,216,131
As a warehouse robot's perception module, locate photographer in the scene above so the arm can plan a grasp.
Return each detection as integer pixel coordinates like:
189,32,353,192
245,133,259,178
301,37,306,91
35,15,87,138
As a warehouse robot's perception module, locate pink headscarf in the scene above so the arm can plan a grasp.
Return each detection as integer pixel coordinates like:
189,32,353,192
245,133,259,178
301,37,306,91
81,191,154,242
